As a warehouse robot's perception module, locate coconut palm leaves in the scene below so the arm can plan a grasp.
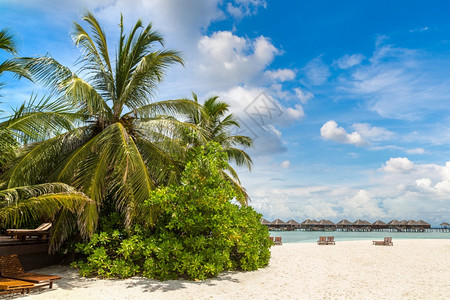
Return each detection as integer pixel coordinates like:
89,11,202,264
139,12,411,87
186,93,254,204
0,27,31,88
3,12,201,227
0,183,96,252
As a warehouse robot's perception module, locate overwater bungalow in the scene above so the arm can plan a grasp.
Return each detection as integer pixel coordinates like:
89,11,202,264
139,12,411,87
353,219,372,231
318,219,336,231
416,220,431,229
301,219,319,231
286,219,301,230
271,219,289,230
406,220,419,231
336,219,353,231
440,222,449,229
372,220,388,230
261,218,272,226
387,219,401,230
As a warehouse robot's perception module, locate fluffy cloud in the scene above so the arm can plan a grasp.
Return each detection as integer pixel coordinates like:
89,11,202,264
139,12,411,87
351,123,394,142
382,157,415,173
265,69,296,82
215,86,303,155
335,54,365,69
320,121,366,146
196,31,280,89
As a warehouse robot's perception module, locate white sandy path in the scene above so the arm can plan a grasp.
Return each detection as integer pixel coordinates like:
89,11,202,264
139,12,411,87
7,239,450,300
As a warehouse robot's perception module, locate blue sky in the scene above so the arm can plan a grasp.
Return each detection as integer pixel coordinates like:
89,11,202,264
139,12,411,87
1,0,450,225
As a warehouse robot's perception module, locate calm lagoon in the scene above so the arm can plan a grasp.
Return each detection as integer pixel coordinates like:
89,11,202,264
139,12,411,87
269,230,450,243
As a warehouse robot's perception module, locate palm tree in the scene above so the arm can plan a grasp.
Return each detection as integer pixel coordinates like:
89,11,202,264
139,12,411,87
0,30,95,252
185,93,253,204
2,12,201,227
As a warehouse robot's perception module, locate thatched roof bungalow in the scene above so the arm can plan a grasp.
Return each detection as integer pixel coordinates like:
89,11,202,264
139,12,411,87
353,219,371,227
301,219,319,230
387,219,401,228
271,219,288,228
287,219,301,229
261,218,272,226
336,219,353,228
372,220,387,229
416,220,431,228
318,219,336,229
440,222,449,228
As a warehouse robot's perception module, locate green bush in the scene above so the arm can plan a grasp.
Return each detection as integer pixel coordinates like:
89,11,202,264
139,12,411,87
72,143,272,280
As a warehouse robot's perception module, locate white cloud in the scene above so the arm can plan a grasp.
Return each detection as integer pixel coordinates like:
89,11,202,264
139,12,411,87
416,178,432,188
265,69,296,82
294,87,314,104
196,32,280,89
336,54,365,69
320,121,366,146
302,56,331,86
382,157,415,173
281,160,290,169
216,86,303,155
351,123,394,142
340,190,384,219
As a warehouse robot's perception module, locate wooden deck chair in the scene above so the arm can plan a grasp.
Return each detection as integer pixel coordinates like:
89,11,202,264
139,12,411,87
274,236,282,245
0,277,34,295
326,236,335,245
373,237,393,246
317,236,327,245
0,255,61,289
6,223,52,241
384,237,393,246
269,236,274,243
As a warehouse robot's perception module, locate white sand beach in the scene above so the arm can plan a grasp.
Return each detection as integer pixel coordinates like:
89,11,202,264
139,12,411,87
8,239,450,300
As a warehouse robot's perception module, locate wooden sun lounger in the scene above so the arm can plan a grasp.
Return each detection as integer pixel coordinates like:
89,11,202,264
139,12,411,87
6,223,52,241
326,236,335,245
0,277,34,295
0,254,61,289
317,236,327,245
274,236,282,245
372,237,393,246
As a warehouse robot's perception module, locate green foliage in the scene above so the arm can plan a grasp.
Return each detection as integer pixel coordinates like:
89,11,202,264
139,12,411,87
72,143,271,280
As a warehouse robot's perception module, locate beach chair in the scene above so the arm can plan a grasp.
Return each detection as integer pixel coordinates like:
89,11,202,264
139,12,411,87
0,254,61,289
6,223,52,241
0,277,34,295
384,237,393,246
326,236,335,245
373,237,393,246
269,236,274,243
317,236,327,245
274,236,282,245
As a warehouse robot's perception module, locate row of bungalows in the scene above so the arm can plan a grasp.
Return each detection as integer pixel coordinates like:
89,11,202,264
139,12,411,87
261,218,432,231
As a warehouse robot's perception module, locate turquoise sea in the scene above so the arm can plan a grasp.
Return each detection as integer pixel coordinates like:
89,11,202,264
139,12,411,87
269,230,450,243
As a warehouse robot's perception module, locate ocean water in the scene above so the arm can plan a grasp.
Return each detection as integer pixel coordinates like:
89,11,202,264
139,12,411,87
269,230,450,243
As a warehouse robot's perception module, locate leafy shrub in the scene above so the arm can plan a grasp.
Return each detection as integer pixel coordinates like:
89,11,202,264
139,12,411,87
72,143,272,280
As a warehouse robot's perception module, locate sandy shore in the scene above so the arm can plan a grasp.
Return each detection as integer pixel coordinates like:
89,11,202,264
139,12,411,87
5,239,450,300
